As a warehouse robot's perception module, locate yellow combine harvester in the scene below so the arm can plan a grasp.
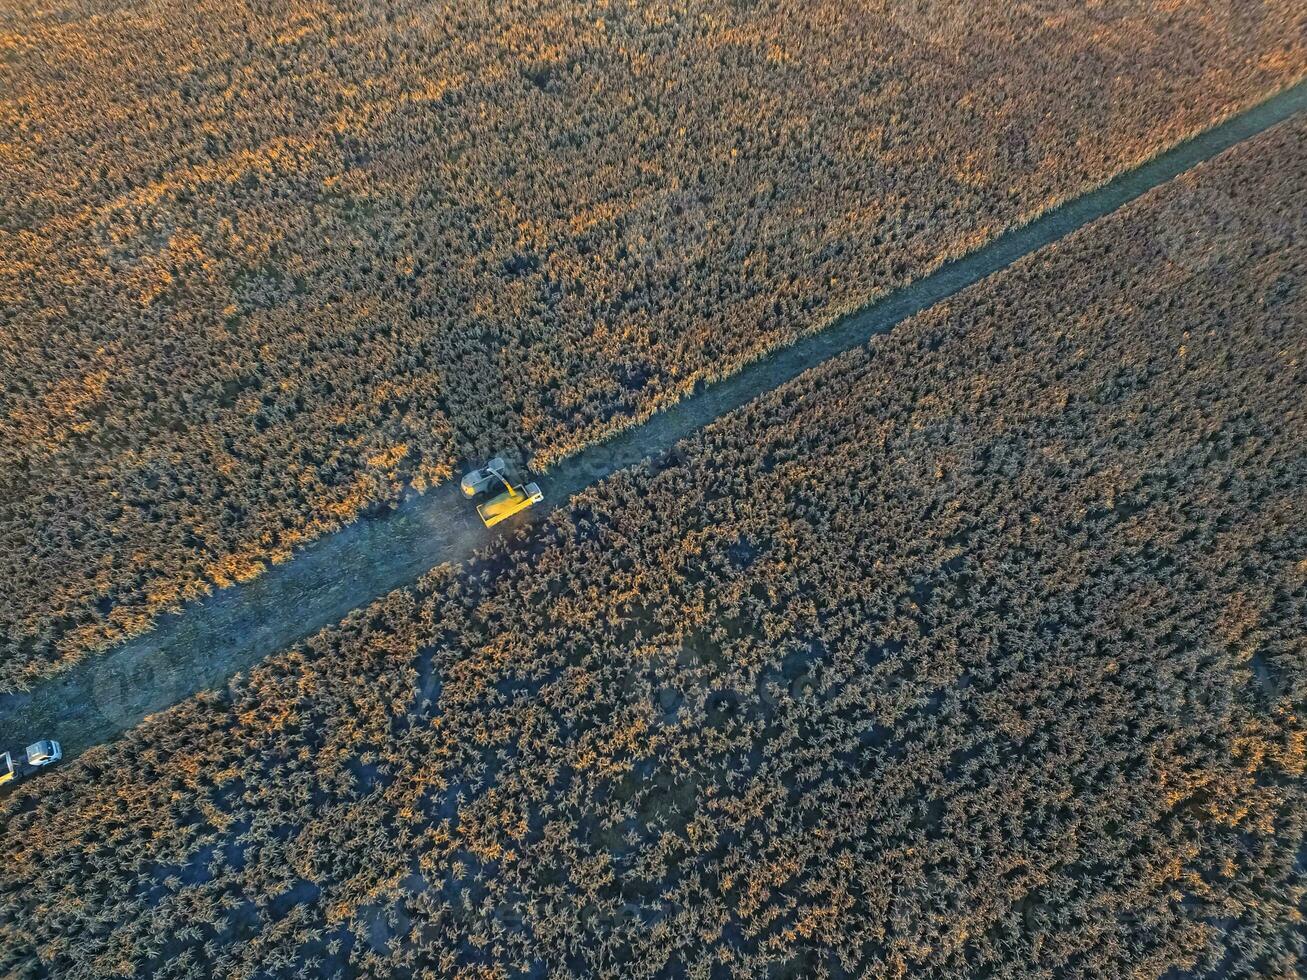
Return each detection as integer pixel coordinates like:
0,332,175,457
460,457,543,528
0,739,62,788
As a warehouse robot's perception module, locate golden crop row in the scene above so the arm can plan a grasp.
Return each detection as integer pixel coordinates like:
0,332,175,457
2,0,1305,688
2,110,1303,979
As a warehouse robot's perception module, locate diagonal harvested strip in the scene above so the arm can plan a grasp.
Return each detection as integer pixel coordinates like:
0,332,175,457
1,79,1304,761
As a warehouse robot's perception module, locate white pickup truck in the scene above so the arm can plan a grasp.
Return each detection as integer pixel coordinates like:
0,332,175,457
0,740,62,787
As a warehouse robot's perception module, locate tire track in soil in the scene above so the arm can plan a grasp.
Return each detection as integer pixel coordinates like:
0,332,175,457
3,78,1305,761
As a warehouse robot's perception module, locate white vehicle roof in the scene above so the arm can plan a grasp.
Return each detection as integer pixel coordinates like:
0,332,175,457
25,740,59,761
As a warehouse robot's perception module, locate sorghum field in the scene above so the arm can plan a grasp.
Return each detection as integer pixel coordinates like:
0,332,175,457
3,0,1304,687
2,107,1302,979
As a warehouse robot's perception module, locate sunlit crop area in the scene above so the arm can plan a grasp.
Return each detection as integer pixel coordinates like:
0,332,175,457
3,0,1304,688
3,113,1302,979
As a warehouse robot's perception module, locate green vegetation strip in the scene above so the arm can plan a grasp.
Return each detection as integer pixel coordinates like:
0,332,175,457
2,78,1304,759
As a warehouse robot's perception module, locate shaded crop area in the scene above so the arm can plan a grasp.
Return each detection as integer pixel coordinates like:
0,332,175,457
3,113,1304,979
3,0,1305,688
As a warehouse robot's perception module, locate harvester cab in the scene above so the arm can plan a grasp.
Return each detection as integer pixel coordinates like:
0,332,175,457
460,457,543,528
26,740,61,766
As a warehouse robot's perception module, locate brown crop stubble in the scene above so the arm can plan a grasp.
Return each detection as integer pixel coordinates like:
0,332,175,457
2,111,1304,979
2,0,1305,688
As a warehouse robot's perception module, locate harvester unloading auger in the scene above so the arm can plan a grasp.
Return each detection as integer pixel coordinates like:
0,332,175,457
460,456,543,528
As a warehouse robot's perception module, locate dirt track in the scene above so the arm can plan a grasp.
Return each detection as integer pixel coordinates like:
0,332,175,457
2,78,1304,761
